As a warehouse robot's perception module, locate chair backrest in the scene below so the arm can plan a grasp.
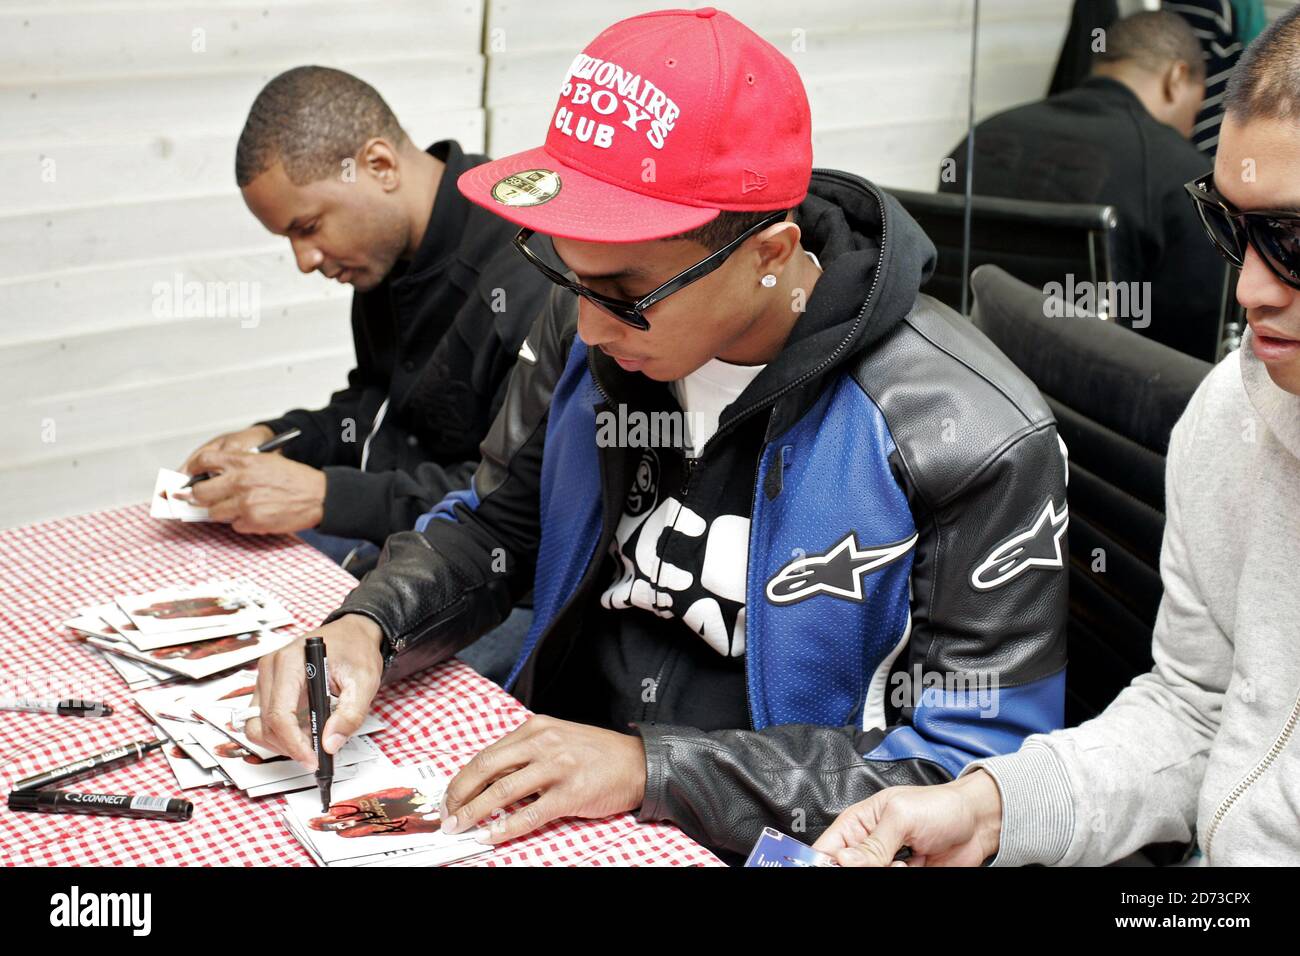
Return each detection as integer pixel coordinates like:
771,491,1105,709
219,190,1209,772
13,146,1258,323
888,187,1119,316
969,264,1212,725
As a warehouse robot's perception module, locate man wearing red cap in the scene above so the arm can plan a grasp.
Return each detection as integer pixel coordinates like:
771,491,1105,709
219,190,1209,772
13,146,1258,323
249,8,1069,858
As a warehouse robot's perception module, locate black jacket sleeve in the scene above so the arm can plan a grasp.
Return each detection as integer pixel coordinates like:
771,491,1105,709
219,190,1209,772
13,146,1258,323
316,459,478,542
312,272,534,543
259,298,380,469
321,287,576,684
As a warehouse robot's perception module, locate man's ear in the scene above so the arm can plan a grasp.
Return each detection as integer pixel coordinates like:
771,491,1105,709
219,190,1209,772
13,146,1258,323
1163,60,1190,105
753,221,801,278
359,137,401,191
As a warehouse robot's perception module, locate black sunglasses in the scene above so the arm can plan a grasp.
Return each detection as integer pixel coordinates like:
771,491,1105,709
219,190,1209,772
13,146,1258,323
1185,173,1300,291
511,210,789,330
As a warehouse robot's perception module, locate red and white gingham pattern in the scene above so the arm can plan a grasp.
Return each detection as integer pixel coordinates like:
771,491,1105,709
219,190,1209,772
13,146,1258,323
0,505,723,867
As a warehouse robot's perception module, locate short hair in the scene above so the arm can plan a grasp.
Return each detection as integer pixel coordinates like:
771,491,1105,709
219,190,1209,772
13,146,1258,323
235,66,407,187
1225,6,1300,123
661,209,791,252
1093,11,1206,81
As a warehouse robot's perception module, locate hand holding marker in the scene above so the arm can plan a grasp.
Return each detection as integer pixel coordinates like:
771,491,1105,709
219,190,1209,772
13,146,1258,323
182,427,302,488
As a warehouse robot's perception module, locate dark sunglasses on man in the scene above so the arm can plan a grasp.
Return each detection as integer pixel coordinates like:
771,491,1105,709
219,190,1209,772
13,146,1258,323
1186,172,1300,290
511,209,789,330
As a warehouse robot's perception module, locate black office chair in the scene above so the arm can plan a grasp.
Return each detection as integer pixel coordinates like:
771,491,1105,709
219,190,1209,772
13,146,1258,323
887,187,1119,318
968,264,1212,726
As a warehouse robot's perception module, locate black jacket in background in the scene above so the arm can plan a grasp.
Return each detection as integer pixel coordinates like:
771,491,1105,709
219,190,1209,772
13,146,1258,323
940,77,1223,360
259,140,557,544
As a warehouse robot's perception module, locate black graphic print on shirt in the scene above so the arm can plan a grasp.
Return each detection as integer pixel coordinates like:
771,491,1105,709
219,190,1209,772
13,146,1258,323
598,447,753,657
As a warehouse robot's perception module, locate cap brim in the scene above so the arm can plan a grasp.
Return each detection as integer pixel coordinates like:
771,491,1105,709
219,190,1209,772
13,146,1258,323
457,145,720,243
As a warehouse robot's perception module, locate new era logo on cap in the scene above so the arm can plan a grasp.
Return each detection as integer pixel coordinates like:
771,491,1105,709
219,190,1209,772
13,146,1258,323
490,169,562,207
456,7,813,242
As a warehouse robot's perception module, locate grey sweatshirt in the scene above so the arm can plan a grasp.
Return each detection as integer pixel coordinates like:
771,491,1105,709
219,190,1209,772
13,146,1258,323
965,331,1300,866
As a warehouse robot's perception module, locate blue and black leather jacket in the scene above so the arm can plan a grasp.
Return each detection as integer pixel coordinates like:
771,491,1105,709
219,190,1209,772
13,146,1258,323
329,169,1069,855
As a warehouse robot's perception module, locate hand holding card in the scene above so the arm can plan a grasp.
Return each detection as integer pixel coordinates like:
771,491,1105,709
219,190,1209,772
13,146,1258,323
151,468,209,522
745,828,838,867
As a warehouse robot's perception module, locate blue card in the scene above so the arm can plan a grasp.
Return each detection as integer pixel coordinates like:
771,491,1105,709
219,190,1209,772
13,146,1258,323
744,827,836,867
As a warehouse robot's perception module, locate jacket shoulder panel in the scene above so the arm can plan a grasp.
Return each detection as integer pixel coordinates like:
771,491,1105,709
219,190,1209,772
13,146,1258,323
851,294,1057,510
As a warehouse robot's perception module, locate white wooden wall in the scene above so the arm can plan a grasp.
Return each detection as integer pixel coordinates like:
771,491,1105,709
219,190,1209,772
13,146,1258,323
0,0,1080,527
0,0,486,527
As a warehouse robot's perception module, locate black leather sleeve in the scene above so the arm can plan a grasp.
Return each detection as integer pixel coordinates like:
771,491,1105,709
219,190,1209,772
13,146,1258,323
634,723,948,856
322,287,577,685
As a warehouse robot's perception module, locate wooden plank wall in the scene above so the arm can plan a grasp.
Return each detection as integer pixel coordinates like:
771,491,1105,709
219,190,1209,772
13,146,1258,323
0,0,1087,526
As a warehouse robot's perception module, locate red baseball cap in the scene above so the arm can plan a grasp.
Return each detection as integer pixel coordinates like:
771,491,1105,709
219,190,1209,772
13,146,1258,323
457,7,813,243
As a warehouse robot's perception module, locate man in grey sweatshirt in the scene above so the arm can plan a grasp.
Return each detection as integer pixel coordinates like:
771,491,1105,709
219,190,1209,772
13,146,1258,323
813,10,1300,867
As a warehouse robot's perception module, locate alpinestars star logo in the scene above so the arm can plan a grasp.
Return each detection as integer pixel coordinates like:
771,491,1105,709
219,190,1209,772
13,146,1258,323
766,532,918,605
970,498,1069,591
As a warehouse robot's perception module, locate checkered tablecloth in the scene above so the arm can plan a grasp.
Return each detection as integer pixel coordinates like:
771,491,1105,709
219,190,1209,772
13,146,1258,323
0,504,723,867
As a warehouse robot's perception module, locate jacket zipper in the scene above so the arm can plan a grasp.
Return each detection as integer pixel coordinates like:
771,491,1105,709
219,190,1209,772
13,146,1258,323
359,396,390,473
1201,689,1300,861
641,449,695,724
680,455,700,498
549,355,683,726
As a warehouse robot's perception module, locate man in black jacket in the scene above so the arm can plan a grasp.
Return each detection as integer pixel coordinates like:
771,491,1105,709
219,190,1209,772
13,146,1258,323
940,11,1223,360
182,67,555,578
246,12,1069,860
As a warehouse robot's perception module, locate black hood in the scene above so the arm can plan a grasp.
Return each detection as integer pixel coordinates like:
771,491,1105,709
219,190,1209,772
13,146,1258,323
762,169,937,400
590,169,936,429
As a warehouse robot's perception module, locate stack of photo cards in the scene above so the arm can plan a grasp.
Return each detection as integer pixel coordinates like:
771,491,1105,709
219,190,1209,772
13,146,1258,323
282,758,492,867
66,618,177,690
63,579,297,687
134,669,389,797
150,468,209,521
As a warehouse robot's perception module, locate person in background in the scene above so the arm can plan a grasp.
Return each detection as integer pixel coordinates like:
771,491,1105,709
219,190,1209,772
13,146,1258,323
941,11,1224,360
182,67,557,681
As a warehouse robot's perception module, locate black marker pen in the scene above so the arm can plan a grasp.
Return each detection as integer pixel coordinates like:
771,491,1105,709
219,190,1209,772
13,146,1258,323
305,636,333,812
7,789,192,821
14,738,164,792
0,697,113,718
